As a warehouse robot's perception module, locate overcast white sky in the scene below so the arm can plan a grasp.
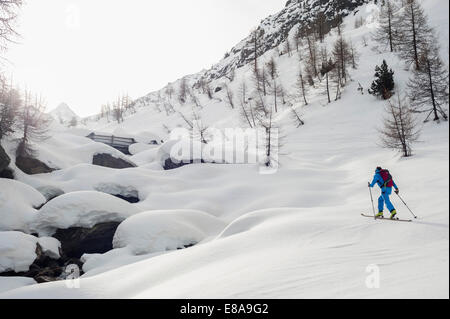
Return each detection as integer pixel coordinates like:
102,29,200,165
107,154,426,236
4,0,287,116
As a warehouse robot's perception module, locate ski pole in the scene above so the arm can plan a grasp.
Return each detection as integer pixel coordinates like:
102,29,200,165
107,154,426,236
396,193,418,219
368,184,376,219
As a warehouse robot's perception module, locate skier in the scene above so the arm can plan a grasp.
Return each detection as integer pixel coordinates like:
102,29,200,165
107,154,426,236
369,167,400,219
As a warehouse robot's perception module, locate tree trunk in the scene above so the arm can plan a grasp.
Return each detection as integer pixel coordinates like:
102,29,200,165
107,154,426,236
426,58,439,121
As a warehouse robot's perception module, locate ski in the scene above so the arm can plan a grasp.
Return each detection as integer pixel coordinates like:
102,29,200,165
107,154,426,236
361,214,412,222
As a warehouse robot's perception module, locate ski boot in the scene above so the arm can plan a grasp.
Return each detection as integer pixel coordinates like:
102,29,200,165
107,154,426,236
390,210,397,220
376,212,384,219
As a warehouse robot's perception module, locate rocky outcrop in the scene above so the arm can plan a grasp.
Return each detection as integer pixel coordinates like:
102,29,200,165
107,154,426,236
0,167,14,179
15,155,56,175
92,153,136,169
53,222,122,259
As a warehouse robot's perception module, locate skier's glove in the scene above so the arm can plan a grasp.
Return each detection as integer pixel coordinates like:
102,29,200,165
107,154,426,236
395,189,399,195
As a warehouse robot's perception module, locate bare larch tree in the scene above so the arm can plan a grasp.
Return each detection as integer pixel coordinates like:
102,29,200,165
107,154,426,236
397,0,432,70
373,0,399,52
407,41,449,122
379,94,420,157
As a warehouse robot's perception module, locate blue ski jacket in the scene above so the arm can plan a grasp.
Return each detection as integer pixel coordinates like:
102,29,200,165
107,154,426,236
370,169,398,190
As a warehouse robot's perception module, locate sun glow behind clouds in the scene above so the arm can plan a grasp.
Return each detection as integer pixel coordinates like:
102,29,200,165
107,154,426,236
4,0,286,116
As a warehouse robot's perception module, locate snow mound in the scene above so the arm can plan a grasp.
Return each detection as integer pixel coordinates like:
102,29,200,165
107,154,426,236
0,277,36,294
217,209,285,239
0,232,38,273
113,210,226,255
129,147,159,166
32,191,141,236
128,143,158,155
0,179,46,232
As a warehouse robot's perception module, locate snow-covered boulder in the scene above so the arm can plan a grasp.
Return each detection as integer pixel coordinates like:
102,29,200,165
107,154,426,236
129,147,159,166
37,237,61,259
0,231,39,273
31,191,141,236
156,139,205,170
0,179,46,232
129,143,158,155
113,210,226,255
94,183,140,203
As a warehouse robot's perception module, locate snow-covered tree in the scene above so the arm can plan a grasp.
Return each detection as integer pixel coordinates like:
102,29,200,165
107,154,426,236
379,94,420,157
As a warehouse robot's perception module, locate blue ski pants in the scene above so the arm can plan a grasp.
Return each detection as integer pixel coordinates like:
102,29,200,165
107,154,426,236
378,187,395,212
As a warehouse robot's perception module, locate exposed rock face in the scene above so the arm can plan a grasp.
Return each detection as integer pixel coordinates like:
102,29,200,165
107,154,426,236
53,222,122,259
112,194,140,204
0,144,10,173
92,153,136,169
15,155,56,175
0,167,14,179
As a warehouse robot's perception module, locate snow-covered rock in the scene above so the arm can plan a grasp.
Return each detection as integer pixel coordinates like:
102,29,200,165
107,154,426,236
0,179,46,232
0,231,39,273
113,210,226,255
31,191,141,236
129,147,159,166
129,143,158,156
37,237,61,259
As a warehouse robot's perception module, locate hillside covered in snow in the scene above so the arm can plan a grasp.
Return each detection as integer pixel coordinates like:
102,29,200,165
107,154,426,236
0,0,448,299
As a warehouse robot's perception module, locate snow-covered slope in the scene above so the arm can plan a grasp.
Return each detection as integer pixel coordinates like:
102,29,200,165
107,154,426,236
0,0,448,298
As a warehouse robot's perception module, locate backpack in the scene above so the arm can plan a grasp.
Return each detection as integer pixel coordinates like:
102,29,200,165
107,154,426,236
379,169,394,188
